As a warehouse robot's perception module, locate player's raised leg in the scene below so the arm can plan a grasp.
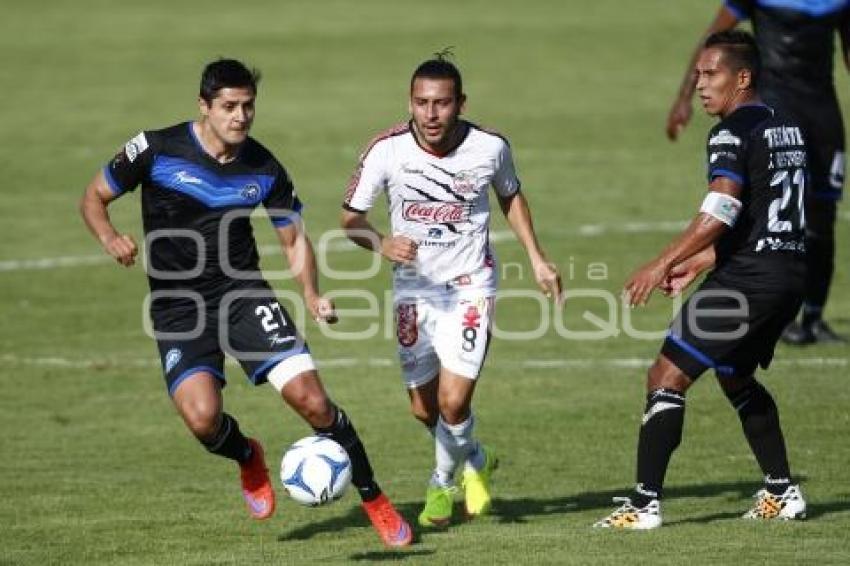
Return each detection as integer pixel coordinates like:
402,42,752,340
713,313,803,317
172,370,274,520
269,358,412,547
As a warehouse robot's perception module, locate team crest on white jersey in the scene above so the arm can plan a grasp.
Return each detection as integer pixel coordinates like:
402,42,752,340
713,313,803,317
452,170,479,194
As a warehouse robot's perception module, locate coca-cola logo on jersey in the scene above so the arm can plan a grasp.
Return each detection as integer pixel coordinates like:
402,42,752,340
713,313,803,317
402,200,472,224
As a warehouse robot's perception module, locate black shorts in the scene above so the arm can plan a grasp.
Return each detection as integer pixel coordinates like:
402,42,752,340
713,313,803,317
661,276,802,380
762,87,845,201
151,288,309,396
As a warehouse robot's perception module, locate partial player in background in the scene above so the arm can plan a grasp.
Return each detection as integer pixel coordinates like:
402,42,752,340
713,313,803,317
79,59,411,547
666,0,850,345
341,51,562,528
596,31,806,529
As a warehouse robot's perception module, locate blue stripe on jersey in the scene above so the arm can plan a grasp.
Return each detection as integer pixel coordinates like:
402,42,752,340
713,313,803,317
667,333,735,376
709,168,745,186
270,198,304,227
756,0,848,17
150,155,275,208
102,165,124,195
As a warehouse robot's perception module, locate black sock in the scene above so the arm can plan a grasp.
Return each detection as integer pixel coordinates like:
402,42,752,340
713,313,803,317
725,380,791,495
801,303,823,328
201,413,252,463
314,406,381,502
634,388,686,507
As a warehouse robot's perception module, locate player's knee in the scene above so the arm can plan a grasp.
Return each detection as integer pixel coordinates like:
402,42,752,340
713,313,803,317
438,400,470,425
181,402,220,441
293,392,334,428
410,402,437,428
646,358,690,393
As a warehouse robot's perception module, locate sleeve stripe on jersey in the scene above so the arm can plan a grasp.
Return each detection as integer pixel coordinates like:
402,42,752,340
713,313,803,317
709,168,745,186
102,165,124,195
343,121,410,205
270,199,304,227
723,0,748,21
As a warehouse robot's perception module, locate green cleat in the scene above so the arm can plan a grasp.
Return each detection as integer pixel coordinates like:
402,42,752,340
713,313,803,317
461,445,498,517
418,485,456,527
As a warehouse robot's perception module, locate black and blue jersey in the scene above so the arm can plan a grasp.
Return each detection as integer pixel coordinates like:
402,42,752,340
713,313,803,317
705,104,807,290
725,0,850,96
104,122,302,313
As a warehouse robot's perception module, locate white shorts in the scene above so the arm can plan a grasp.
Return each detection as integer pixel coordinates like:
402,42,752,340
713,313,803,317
395,292,495,388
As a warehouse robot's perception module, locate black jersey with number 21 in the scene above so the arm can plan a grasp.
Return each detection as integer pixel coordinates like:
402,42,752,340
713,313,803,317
705,104,807,290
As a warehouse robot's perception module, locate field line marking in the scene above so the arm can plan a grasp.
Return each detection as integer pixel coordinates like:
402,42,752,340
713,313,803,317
2,353,845,370
0,221,687,273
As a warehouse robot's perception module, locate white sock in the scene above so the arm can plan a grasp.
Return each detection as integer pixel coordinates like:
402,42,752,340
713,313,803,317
432,415,476,487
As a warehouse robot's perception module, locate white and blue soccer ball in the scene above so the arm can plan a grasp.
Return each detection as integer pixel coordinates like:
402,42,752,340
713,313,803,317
280,436,352,506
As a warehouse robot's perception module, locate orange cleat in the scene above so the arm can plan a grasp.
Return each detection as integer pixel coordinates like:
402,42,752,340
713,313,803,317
361,493,413,547
239,438,275,520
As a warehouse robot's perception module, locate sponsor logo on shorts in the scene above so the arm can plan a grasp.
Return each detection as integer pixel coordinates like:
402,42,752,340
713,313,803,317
397,303,418,347
402,200,472,224
461,305,481,352
164,348,182,374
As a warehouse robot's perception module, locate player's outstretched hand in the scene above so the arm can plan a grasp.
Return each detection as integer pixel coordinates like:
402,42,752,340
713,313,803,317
310,296,339,324
381,235,418,265
623,259,667,307
533,259,564,307
666,97,692,141
102,233,138,267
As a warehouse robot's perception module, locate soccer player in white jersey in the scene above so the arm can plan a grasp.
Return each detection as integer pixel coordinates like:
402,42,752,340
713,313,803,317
340,52,562,527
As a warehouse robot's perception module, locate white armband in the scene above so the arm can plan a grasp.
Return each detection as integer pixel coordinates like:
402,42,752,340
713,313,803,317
700,192,742,227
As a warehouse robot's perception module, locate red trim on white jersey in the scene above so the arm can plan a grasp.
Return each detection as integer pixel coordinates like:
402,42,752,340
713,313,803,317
344,122,410,206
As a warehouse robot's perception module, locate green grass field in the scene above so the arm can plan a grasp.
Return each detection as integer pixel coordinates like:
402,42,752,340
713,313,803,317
2,1,849,564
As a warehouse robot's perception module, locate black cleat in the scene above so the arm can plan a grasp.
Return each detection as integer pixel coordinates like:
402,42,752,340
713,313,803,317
781,321,815,346
782,320,846,346
809,320,846,344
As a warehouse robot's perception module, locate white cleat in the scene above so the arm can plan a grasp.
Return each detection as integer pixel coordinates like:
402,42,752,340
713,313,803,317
593,497,662,530
743,484,807,521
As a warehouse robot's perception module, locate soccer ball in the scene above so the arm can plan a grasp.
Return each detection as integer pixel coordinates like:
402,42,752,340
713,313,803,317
280,436,352,506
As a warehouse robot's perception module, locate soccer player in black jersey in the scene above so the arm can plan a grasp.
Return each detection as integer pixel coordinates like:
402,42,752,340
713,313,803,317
595,31,806,529
79,59,412,547
667,0,850,345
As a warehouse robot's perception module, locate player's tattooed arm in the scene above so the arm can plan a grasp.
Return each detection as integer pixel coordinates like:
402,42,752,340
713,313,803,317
79,170,138,267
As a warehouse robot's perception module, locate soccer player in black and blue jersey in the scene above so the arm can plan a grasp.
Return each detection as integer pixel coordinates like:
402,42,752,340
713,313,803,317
667,0,850,344
79,59,412,547
596,31,807,529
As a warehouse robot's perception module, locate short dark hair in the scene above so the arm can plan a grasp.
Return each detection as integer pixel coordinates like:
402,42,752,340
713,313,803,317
704,30,760,87
410,48,463,99
199,58,261,103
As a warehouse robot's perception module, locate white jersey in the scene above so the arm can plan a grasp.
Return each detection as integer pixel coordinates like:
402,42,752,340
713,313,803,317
344,120,520,294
